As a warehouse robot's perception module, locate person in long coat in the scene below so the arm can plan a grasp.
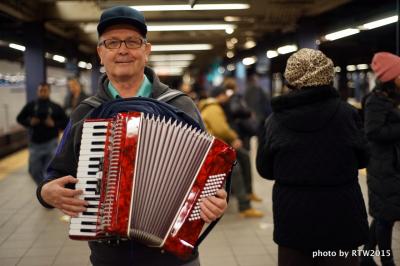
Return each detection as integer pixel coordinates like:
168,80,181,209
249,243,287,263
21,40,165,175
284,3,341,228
361,52,400,266
256,48,369,266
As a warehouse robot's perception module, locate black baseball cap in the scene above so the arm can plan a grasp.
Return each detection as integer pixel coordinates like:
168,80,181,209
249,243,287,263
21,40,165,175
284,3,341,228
97,6,147,38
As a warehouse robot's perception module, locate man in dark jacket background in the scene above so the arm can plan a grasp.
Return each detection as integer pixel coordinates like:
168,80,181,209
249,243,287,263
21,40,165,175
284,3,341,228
16,83,68,184
256,48,369,266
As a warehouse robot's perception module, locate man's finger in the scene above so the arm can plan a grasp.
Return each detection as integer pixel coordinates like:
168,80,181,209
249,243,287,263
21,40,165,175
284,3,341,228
202,196,226,211
60,202,87,213
215,189,227,199
61,209,80,217
62,188,83,198
57,175,77,185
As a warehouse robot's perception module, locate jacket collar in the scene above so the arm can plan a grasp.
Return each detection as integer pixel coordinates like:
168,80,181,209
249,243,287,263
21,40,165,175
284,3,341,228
271,85,339,113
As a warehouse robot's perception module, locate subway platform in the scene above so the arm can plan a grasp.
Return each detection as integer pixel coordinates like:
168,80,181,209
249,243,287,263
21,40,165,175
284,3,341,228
0,140,399,266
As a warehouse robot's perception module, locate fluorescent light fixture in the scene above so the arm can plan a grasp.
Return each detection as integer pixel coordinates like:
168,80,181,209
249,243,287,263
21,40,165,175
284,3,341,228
151,44,212,52
9,43,25,51
242,56,257,66
357,64,369,70
277,44,298,54
226,41,234,49
224,16,241,22
78,61,87,68
153,67,184,76
148,24,235,32
266,50,278,58
361,15,398,30
149,54,195,62
227,64,235,71
86,63,92,70
346,65,356,72
335,66,341,73
52,55,66,63
230,38,238,44
226,51,234,58
244,40,256,49
324,28,360,41
130,4,250,11
151,61,192,68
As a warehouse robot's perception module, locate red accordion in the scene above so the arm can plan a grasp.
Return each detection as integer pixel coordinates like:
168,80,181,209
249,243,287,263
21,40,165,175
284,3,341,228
69,112,236,258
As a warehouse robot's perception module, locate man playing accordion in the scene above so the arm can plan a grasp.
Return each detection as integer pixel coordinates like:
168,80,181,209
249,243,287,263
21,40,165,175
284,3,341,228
36,6,228,266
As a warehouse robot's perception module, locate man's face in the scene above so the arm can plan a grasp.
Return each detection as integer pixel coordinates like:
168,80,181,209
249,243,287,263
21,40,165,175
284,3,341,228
97,25,151,81
37,85,50,100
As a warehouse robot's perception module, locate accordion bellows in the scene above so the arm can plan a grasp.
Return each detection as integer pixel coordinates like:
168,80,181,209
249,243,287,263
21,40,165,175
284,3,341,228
70,112,236,258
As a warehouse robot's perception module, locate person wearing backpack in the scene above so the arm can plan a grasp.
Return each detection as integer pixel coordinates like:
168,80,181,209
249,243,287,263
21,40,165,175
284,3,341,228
36,6,228,266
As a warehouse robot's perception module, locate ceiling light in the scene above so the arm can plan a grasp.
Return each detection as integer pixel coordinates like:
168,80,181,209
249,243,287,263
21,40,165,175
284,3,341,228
149,54,195,62
324,28,360,41
227,64,235,71
244,40,256,49
151,61,192,68
148,24,235,32
230,38,238,44
78,61,87,68
346,65,356,72
153,67,184,76
360,15,398,30
242,56,257,66
225,28,234,34
130,4,250,12
151,44,212,51
218,67,225,74
9,43,25,51
277,44,298,54
226,51,234,58
226,41,234,49
224,16,241,22
357,64,369,70
52,55,66,63
86,63,92,70
266,50,278,58
335,66,341,73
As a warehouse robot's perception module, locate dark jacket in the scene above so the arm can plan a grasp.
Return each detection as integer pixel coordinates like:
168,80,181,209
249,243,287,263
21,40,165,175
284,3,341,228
36,67,203,265
364,90,400,221
16,99,68,143
256,85,369,251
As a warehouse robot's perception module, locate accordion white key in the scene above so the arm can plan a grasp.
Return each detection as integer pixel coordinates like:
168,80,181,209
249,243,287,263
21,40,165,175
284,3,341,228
69,112,236,258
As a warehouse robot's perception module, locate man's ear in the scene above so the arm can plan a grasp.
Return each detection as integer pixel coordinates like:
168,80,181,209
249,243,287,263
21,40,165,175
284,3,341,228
144,43,152,64
97,46,104,65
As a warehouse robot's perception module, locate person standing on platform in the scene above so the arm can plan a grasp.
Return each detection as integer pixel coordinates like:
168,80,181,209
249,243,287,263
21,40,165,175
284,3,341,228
36,6,227,266
256,48,369,266
361,52,400,266
223,77,263,203
199,86,263,218
64,77,88,117
16,83,68,184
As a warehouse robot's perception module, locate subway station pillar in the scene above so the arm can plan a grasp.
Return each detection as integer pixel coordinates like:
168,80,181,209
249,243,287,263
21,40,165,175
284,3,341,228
24,22,46,102
296,19,319,50
91,56,101,94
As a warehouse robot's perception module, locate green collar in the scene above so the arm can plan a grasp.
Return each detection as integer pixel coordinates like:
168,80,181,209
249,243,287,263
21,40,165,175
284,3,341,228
107,75,152,99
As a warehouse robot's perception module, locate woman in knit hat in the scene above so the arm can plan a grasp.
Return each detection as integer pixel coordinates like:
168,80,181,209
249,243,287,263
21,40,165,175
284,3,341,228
361,52,400,266
256,48,369,266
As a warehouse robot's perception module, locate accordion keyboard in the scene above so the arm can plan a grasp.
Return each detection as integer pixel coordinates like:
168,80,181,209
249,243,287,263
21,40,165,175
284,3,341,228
69,121,109,238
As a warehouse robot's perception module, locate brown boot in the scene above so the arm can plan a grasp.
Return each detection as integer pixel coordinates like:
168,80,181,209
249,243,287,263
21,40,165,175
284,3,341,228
239,208,264,218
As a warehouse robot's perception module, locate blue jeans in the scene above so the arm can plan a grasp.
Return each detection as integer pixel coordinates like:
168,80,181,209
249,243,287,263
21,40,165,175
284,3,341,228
28,138,58,184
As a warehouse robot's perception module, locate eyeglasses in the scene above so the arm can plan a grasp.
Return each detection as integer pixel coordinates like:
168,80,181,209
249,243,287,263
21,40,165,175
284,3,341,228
99,38,146,49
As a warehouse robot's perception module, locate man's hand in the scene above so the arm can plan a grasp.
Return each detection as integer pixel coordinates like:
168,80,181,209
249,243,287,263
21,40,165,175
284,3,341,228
30,117,40,126
44,116,55,127
200,189,228,223
231,139,242,149
41,175,87,217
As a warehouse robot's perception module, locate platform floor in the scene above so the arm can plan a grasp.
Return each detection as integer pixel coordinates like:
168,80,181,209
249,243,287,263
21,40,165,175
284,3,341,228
0,141,399,266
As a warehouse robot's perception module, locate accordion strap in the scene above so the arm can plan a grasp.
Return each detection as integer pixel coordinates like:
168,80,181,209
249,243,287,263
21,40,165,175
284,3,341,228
194,169,233,248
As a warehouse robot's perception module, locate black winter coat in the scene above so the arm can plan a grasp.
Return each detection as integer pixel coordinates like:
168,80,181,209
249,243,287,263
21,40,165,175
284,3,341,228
364,90,400,221
256,85,369,251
